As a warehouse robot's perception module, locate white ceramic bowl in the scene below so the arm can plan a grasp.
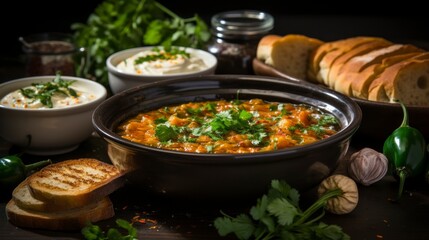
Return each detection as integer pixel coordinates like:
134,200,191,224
0,76,107,155
106,46,217,94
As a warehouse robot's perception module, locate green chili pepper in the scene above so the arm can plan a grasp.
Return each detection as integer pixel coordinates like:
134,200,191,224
0,154,51,189
383,101,428,201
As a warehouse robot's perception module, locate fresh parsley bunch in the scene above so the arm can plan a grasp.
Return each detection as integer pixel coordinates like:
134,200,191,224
214,180,350,240
71,0,210,88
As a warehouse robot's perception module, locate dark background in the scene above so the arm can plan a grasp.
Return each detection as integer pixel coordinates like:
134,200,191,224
1,0,428,80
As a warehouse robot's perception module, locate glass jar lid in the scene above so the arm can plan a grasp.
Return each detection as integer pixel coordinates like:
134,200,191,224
211,10,274,39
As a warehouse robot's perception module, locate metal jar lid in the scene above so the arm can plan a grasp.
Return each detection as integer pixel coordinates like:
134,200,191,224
211,10,274,39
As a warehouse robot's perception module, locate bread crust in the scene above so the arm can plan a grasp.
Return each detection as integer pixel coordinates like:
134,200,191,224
256,34,282,65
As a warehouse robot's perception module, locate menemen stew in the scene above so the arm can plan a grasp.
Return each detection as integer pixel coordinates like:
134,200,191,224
116,98,340,153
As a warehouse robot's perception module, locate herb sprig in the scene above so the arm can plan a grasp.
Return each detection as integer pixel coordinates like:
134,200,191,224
214,179,350,240
20,72,77,108
72,0,210,87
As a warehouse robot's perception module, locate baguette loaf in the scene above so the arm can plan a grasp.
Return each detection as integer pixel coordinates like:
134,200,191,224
257,34,324,80
6,197,114,231
27,158,125,209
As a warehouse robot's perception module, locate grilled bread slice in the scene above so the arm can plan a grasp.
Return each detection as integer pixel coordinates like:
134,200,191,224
27,158,125,209
6,197,114,231
12,179,67,212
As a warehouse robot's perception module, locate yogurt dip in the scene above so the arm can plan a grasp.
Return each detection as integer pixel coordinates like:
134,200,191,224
116,47,208,75
1,77,97,109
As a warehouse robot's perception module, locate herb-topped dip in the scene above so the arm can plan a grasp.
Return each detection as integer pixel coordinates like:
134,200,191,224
0,73,97,109
116,98,340,154
115,47,208,75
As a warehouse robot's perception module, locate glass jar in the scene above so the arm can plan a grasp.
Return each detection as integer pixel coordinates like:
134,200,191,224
206,10,274,74
20,33,79,76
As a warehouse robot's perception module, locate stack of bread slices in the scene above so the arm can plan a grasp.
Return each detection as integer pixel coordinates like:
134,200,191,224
257,34,429,106
6,158,125,231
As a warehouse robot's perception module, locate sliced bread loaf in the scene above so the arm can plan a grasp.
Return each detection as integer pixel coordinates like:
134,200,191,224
315,36,385,85
335,52,422,97
368,56,429,106
6,197,114,231
27,158,125,209
267,34,324,80
325,38,392,88
350,52,427,98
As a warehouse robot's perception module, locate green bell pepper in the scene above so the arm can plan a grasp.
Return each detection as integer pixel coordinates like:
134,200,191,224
383,101,427,201
0,154,51,189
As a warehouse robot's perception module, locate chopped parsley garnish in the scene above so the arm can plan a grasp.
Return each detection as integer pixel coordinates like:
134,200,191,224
19,72,77,108
155,106,268,147
134,47,190,65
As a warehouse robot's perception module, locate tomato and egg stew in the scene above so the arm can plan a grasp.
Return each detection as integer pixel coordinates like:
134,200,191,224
116,98,340,153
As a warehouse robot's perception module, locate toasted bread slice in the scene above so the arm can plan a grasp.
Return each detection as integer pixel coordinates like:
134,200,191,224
6,197,114,231
27,158,125,209
12,179,68,212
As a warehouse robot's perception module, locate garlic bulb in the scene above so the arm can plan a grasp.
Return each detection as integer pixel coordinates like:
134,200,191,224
347,148,388,186
318,174,359,214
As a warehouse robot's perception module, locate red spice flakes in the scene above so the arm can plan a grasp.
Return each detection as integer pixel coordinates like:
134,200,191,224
131,214,160,230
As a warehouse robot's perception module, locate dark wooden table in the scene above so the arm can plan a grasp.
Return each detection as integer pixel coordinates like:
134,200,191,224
1,134,429,240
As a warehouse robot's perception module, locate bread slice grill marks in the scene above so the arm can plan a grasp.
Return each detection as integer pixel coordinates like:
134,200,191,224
27,158,124,208
368,54,429,105
310,36,384,84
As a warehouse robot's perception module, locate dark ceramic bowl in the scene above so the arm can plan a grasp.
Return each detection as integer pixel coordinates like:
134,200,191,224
92,75,361,200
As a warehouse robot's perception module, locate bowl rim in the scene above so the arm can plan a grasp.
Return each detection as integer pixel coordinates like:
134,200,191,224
93,74,362,162
0,75,107,113
106,46,218,78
